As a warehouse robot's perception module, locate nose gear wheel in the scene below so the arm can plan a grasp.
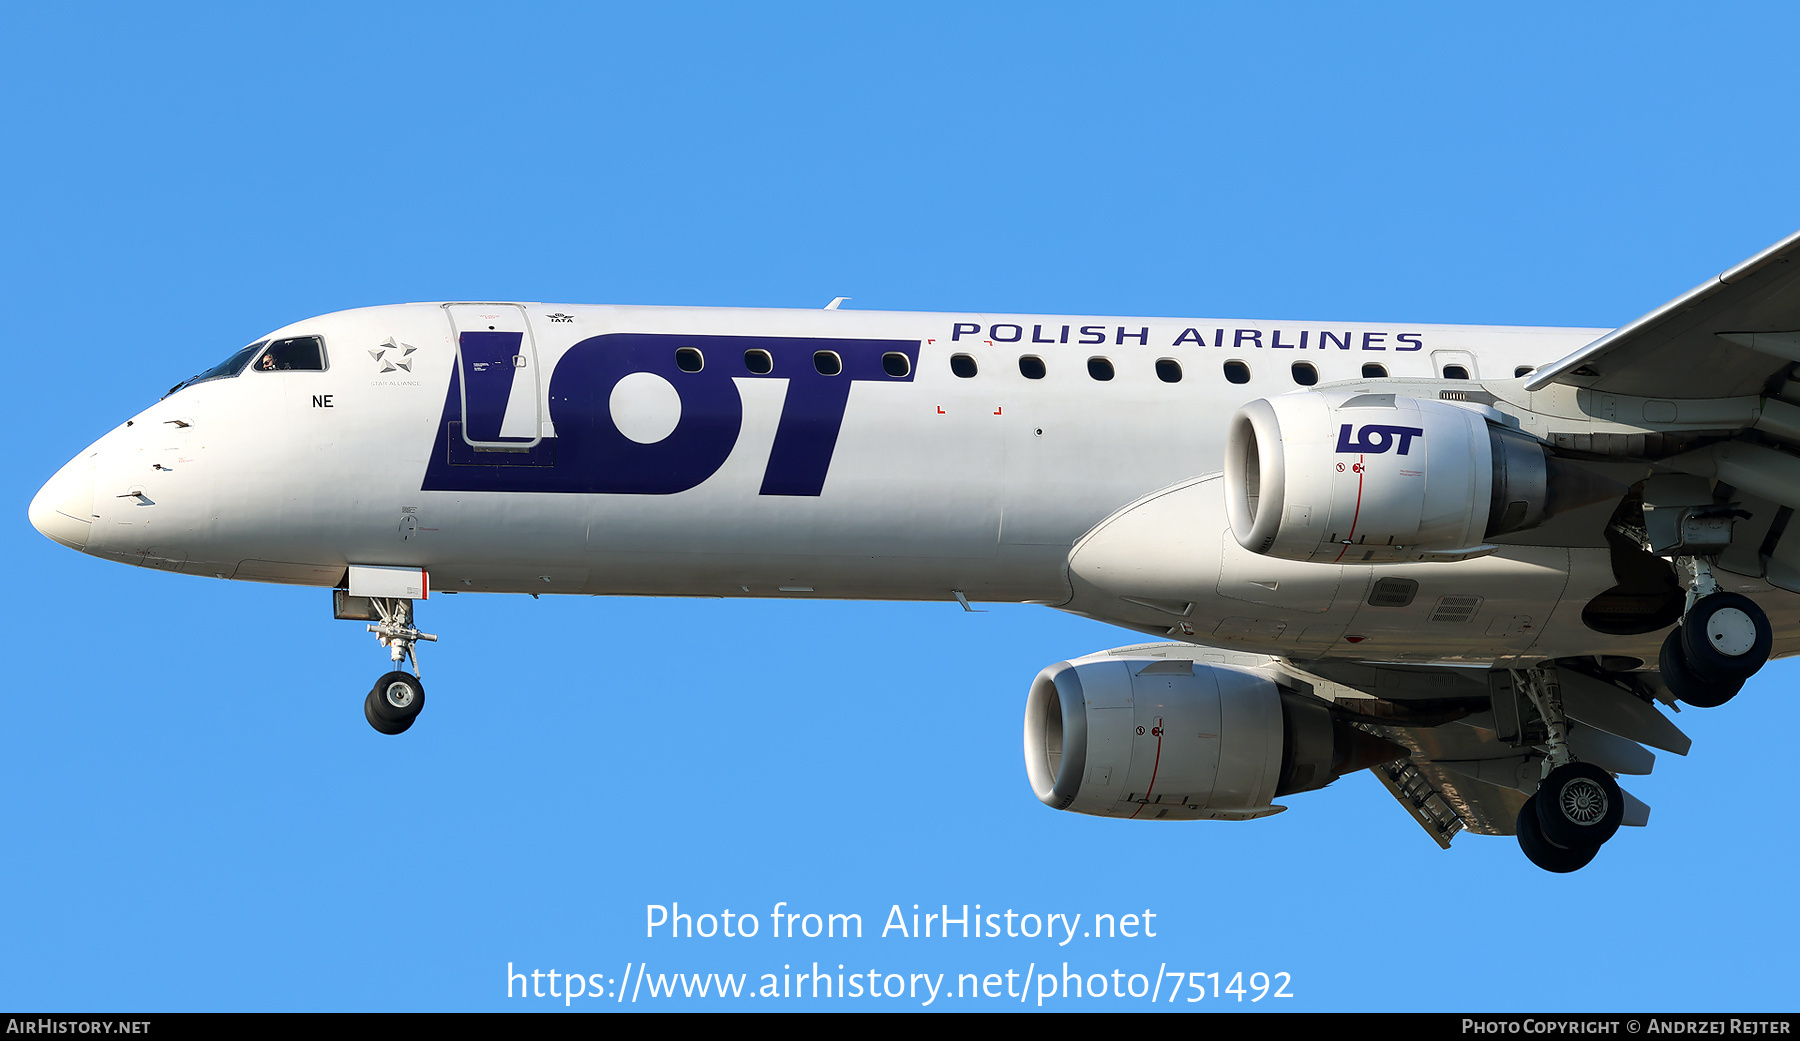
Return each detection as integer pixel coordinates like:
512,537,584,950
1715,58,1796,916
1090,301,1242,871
347,597,438,736
364,671,425,735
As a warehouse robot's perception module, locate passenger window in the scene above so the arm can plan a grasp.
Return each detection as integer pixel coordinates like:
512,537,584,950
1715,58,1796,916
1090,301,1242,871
951,354,978,378
1515,365,1535,378
744,349,773,374
1223,361,1250,384
1155,359,1182,383
1291,362,1318,386
813,351,842,376
253,336,326,372
1019,355,1046,379
1362,363,1387,378
1087,357,1114,381
1444,364,1470,380
676,348,704,372
882,352,911,377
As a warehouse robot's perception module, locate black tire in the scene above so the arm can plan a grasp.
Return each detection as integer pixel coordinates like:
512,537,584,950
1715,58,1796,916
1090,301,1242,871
1535,762,1623,849
1681,592,1772,684
1660,627,1741,708
369,671,425,724
1516,794,1599,873
364,689,415,735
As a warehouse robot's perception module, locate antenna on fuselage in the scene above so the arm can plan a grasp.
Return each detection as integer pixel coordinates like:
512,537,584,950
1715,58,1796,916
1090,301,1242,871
952,589,985,613
824,297,850,310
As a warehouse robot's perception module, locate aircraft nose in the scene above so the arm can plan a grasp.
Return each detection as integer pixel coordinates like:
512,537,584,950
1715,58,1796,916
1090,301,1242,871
29,451,97,551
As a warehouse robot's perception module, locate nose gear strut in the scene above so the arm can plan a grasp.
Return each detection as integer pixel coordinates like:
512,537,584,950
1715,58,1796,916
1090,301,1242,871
349,596,437,735
366,597,438,676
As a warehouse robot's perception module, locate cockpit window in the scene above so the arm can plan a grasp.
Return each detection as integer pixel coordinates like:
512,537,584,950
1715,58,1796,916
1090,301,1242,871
252,336,327,372
165,340,269,397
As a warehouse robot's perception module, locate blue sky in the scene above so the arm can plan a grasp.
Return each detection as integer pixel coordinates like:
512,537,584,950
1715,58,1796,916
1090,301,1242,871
8,3,1800,1012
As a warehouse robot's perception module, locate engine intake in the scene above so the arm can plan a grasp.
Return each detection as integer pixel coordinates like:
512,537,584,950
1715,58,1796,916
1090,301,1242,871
1023,656,1405,821
1224,391,1587,564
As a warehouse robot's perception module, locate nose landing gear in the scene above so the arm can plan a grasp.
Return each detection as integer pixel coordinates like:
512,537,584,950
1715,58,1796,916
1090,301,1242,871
350,596,437,736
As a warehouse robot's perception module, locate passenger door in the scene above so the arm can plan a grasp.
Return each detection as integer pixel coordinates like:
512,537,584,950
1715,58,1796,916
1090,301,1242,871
445,303,542,450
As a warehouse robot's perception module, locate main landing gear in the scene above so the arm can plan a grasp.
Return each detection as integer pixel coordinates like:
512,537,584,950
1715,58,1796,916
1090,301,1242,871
356,596,437,736
1515,763,1625,873
1510,552,1775,872
1656,558,1772,708
1510,667,1628,873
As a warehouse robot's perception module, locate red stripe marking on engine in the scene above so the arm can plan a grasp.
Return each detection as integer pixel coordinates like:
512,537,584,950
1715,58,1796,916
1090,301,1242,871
1332,455,1366,563
1128,717,1166,820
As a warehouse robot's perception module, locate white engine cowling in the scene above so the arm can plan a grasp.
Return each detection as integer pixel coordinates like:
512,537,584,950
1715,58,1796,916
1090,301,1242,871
1224,391,1554,564
1023,656,1402,821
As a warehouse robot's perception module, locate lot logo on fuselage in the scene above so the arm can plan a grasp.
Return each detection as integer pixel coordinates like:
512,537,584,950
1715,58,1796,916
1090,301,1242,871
421,333,920,496
1336,423,1424,455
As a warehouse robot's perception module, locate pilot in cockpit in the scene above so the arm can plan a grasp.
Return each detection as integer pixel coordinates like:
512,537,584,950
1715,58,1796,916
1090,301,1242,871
255,337,324,372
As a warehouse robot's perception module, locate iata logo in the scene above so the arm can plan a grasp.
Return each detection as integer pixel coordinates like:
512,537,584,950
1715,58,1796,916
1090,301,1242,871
1336,423,1424,455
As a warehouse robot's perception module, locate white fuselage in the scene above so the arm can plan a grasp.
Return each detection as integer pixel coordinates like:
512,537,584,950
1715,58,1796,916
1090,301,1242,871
42,301,1772,668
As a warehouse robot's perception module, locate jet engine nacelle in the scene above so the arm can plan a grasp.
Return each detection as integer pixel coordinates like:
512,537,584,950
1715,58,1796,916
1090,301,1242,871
1224,391,1558,564
1022,656,1403,821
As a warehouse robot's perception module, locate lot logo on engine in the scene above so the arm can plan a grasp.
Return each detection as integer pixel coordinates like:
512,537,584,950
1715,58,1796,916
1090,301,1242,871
1336,424,1424,455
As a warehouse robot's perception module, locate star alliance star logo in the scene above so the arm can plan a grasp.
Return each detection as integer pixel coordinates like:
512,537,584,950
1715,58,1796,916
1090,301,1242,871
369,337,417,373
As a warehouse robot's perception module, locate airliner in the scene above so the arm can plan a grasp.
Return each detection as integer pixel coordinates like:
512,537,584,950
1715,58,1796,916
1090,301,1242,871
31,230,1800,872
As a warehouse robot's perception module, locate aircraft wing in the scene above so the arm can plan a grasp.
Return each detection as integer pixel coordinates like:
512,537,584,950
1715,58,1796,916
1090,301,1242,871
1286,660,1682,849
1525,227,1800,399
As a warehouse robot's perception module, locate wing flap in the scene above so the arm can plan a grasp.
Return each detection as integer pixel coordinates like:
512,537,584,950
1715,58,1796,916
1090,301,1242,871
1370,755,1536,843
1370,759,1465,849
1300,660,1675,846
